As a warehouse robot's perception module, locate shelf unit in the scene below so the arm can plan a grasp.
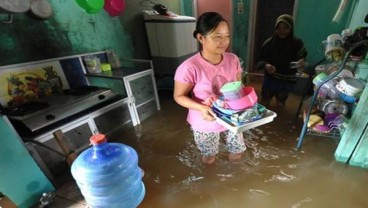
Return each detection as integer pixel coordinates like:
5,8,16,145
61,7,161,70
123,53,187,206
296,40,368,149
306,128,341,139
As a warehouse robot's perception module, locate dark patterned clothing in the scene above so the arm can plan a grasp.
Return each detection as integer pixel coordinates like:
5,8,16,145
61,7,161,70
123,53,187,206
256,28,307,103
257,35,307,83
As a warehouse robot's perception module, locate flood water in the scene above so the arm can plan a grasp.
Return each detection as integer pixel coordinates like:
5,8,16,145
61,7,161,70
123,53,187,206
112,79,368,208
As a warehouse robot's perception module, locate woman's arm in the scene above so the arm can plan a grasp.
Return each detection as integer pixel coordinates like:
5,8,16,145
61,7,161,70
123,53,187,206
237,72,242,82
173,81,216,121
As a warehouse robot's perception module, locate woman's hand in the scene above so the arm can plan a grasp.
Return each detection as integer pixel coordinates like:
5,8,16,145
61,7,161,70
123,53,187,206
291,59,305,69
265,64,276,74
199,105,216,121
202,96,218,107
297,59,305,69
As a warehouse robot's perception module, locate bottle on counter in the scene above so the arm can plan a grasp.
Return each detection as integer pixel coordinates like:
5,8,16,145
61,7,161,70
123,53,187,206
71,134,145,208
83,55,102,73
107,49,122,69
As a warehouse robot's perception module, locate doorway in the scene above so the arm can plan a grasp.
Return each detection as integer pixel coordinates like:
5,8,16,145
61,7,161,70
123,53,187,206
248,0,295,73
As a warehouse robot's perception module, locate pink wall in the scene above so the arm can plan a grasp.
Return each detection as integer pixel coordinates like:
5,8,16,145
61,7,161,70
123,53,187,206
197,0,232,51
197,0,231,22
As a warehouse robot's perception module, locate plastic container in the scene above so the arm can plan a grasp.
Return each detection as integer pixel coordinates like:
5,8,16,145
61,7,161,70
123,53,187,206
71,134,145,208
318,79,340,99
225,87,258,110
83,55,102,73
220,81,244,100
319,99,348,115
313,72,328,86
336,77,365,97
107,49,122,69
307,114,324,128
324,34,345,61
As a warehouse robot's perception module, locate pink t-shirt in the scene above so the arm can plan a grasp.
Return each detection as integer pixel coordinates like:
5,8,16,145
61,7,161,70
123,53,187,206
174,52,242,132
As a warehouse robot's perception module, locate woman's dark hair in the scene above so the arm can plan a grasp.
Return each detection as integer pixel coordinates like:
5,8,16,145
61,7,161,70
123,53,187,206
193,12,227,39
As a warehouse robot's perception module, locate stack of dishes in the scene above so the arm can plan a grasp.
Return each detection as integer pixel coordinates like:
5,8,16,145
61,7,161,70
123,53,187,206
212,82,260,126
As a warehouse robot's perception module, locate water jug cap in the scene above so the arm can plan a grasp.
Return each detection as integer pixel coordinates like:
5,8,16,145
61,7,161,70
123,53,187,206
90,134,107,145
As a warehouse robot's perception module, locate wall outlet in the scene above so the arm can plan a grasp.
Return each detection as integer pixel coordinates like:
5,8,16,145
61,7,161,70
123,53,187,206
237,2,244,14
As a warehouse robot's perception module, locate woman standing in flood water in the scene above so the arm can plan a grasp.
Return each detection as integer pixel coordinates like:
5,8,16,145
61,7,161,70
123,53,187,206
173,12,246,165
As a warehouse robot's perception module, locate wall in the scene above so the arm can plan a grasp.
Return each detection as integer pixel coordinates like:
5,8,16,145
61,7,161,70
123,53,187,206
348,0,368,29
197,0,232,38
294,0,355,67
179,0,249,66
0,0,248,68
0,1,134,66
177,0,357,70
1,1,362,73
180,0,194,17
232,0,249,64
119,0,182,59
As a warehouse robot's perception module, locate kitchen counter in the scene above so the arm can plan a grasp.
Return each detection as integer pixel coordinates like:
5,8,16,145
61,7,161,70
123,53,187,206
84,65,161,126
85,67,144,78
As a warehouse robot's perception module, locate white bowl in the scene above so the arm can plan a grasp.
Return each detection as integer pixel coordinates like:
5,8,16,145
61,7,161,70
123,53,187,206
336,77,365,97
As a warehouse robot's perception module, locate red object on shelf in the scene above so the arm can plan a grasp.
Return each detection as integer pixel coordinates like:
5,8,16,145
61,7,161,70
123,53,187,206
104,0,126,16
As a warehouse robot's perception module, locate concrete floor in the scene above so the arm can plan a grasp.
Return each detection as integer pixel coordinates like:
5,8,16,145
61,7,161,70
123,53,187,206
5,76,367,208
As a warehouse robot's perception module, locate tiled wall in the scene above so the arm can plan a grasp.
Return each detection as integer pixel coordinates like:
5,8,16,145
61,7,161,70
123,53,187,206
0,61,69,107
0,52,107,108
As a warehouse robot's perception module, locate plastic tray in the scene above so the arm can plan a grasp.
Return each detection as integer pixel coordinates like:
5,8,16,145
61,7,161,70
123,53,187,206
215,110,277,133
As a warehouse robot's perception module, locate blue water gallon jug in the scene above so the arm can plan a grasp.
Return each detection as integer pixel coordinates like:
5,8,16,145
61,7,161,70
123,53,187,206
71,134,145,208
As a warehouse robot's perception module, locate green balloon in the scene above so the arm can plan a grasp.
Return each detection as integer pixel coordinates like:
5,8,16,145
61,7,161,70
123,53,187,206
75,0,104,14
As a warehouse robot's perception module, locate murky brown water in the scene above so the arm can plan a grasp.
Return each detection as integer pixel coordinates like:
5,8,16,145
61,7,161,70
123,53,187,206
113,82,368,208
2,78,366,208
102,75,368,208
